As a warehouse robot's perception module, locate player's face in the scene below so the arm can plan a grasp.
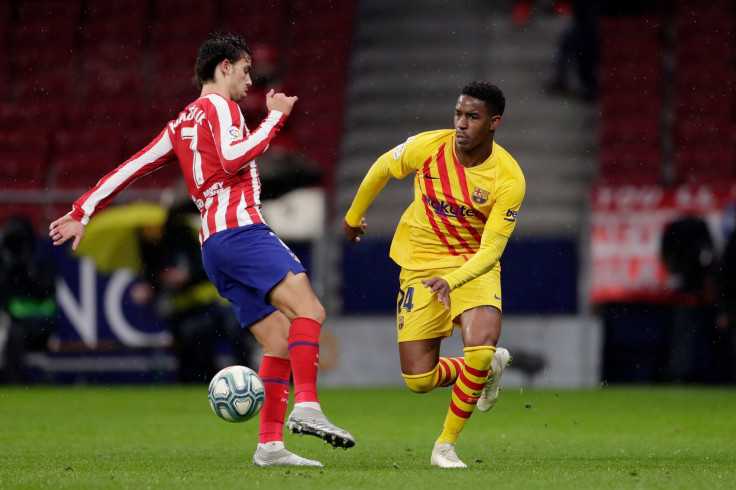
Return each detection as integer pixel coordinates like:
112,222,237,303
454,95,500,151
227,55,253,102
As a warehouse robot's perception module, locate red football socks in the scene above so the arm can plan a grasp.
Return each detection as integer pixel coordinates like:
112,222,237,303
257,355,291,443
288,317,321,404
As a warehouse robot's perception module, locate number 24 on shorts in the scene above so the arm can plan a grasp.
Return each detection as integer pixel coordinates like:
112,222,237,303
397,286,415,313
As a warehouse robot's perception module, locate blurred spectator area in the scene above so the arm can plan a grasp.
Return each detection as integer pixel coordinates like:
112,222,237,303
596,0,736,187
0,0,355,231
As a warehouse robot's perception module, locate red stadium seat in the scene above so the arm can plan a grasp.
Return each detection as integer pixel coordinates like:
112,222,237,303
675,13,735,37
599,117,661,151
673,120,735,150
81,43,144,99
0,128,52,154
53,126,126,158
599,17,661,41
52,150,123,189
597,148,661,186
0,101,65,130
218,0,287,46
600,38,663,64
17,0,82,20
81,0,148,46
65,99,137,128
1,151,49,189
674,147,736,185
599,92,663,120
0,204,46,234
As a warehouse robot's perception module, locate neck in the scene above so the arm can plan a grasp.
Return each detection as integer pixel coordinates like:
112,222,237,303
200,82,230,100
455,140,494,168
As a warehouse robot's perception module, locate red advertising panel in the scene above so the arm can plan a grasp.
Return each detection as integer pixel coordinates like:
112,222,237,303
590,184,736,305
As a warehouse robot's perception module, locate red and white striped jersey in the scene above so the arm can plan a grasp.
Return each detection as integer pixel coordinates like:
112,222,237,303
70,93,287,244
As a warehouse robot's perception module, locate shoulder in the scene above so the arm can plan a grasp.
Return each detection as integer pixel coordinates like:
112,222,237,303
493,142,525,183
199,94,242,125
398,129,453,157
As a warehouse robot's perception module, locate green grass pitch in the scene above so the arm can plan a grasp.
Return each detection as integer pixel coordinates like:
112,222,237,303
1,385,735,489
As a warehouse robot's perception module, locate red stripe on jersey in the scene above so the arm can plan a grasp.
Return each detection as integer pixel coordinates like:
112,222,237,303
436,145,480,251
224,188,240,229
206,197,218,236
452,149,487,225
421,157,459,256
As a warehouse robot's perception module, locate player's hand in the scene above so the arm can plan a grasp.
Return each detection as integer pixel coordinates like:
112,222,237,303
422,276,451,310
266,89,298,116
49,214,85,250
343,218,367,243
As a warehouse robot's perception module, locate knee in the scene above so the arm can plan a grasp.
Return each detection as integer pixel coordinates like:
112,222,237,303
292,299,325,325
402,368,438,393
307,301,326,325
260,335,288,358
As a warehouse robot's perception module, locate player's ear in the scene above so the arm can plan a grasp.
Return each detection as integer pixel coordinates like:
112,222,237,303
219,59,231,77
489,114,502,132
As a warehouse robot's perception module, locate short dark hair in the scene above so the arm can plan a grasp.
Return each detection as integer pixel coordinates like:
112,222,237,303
461,81,505,116
194,31,253,87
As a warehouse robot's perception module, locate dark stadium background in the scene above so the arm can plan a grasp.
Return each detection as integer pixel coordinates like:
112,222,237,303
1,0,734,385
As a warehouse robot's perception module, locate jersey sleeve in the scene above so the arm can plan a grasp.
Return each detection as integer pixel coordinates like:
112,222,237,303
441,229,509,290
441,168,525,290
204,96,286,174
70,128,176,225
485,172,526,238
344,135,423,227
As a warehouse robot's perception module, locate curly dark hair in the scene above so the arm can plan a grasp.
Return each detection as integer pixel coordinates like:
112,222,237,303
194,31,253,87
461,81,505,116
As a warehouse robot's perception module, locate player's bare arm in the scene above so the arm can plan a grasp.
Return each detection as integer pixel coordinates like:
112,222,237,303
265,89,298,116
49,214,85,251
422,276,451,310
342,217,367,243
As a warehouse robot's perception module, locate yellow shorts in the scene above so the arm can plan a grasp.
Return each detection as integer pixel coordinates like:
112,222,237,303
396,264,502,343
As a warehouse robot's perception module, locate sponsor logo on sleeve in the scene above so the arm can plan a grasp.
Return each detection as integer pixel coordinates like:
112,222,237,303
392,136,415,160
393,143,406,160
227,126,243,141
504,209,518,222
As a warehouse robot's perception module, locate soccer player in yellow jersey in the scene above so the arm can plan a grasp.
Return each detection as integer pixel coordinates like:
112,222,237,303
343,81,525,468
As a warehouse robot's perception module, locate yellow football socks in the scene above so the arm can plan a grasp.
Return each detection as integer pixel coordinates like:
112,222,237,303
436,345,495,444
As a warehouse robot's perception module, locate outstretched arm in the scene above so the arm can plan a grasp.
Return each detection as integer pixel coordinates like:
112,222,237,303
343,154,395,243
49,214,85,250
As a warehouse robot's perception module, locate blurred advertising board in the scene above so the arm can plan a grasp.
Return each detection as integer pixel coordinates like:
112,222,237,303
590,184,736,305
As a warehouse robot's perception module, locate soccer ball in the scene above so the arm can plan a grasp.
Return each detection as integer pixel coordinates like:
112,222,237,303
208,365,265,423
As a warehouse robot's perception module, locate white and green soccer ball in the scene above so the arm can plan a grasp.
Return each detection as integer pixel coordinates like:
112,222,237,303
208,365,265,422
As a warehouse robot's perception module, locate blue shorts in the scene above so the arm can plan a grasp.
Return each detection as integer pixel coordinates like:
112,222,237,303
201,224,306,328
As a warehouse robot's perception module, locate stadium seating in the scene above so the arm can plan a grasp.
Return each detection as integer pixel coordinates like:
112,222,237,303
597,14,664,186
597,3,736,188
671,8,736,185
0,0,355,229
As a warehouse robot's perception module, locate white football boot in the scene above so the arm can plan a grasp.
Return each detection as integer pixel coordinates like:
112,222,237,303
430,442,467,468
286,406,356,449
477,347,512,412
252,444,323,467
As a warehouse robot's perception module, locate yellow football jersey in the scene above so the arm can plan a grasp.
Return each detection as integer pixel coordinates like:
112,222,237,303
346,129,525,286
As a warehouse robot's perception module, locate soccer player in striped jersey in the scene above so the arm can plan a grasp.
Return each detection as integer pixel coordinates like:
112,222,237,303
49,32,354,467
343,82,524,468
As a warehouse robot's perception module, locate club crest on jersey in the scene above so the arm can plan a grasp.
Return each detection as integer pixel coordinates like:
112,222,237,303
227,126,243,141
472,187,489,204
